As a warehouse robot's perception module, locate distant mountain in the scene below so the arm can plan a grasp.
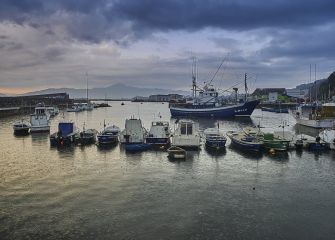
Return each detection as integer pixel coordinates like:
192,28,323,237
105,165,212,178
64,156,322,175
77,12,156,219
314,72,335,101
22,83,188,99
295,78,327,90
291,72,334,101
0,93,6,97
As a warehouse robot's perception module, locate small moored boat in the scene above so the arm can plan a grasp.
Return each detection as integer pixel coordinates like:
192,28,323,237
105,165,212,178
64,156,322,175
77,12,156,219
13,120,31,135
227,131,263,152
319,129,335,150
204,127,227,150
120,118,149,151
145,121,171,147
97,123,120,145
167,146,186,159
30,103,50,133
50,122,79,146
171,119,201,149
79,127,98,145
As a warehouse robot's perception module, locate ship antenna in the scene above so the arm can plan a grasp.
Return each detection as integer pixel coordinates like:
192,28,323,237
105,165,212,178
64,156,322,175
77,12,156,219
244,73,248,102
208,57,226,86
192,57,197,98
86,72,89,104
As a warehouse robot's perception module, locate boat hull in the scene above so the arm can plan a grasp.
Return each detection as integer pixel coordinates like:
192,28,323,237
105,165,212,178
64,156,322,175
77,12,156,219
30,126,50,133
307,142,330,151
145,137,170,145
205,139,226,149
296,119,335,129
261,107,289,113
50,135,78,146
13,128,30,135
263,140,290,151
97,135,118,145
170,100,259,118
228,136,263,152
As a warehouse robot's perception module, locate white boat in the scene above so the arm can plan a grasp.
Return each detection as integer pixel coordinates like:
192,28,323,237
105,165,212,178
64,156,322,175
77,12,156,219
82,102,94,111
13,120,31,135
293,103,335,129
171,119,201,149
320,129,335,150
67,103,83,112
145,121,171,146
120,118,147,144
167,146,186,159
30,103,50,133
46,106,59,117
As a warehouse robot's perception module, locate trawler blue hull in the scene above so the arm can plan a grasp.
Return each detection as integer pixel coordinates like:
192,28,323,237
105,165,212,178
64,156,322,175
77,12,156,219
170,100,259,118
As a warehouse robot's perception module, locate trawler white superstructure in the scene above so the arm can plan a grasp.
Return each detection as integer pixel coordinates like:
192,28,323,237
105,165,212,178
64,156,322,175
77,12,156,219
120,118,147,144
30,103,50,133
171,120,201,149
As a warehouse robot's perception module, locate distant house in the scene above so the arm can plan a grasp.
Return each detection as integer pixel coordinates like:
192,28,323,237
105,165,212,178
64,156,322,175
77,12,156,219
149,94,170,102
148,94,184,102
268,92,278,102
132,96,149,102
168,94,184,101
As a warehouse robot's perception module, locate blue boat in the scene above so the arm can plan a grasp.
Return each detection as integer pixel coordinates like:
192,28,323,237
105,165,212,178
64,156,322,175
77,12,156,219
227,131,263,152
306,136,330,151
124,143,151,152
204,127,227,149
50,122,79,146
169,62,259,118
170,100,260,118
97,124,120,145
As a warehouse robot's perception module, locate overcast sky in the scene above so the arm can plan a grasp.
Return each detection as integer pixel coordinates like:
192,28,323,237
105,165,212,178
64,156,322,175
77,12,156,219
0,0,334,94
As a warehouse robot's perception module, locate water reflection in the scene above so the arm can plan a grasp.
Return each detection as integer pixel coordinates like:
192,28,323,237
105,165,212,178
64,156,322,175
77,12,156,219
227,145,263,160
55,145,76,159
266,151,290,163
31,132,49,141
204,146,227,157
97,143,119,152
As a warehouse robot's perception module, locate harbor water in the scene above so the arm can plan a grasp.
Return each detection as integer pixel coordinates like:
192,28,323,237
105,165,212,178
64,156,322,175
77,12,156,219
1,102,335,239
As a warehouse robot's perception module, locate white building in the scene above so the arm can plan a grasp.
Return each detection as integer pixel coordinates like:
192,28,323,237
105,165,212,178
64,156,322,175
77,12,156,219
286,88,308,99
268,92,278,102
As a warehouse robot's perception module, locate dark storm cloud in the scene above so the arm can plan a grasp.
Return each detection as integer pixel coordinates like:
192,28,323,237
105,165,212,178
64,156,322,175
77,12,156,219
261,27,335,59
0,0,335,43
111,0,335,31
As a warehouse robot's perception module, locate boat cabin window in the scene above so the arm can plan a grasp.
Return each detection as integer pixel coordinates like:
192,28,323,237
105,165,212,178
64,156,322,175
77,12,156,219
187,124,193,135
181,123,187,135
180,123,193,135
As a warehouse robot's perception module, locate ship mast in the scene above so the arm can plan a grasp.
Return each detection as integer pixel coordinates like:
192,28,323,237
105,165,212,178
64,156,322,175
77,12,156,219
86,72,89,104
192,57,197,98
244,73,248,102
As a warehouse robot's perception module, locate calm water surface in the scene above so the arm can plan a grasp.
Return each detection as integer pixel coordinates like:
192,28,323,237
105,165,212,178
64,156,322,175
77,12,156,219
1,102,335,240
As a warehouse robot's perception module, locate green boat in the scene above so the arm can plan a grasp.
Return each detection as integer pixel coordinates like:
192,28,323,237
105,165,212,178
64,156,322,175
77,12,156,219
263,133,290,151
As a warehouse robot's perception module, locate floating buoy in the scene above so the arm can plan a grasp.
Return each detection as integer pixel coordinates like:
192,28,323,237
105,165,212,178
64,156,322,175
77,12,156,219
269,148,275,155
